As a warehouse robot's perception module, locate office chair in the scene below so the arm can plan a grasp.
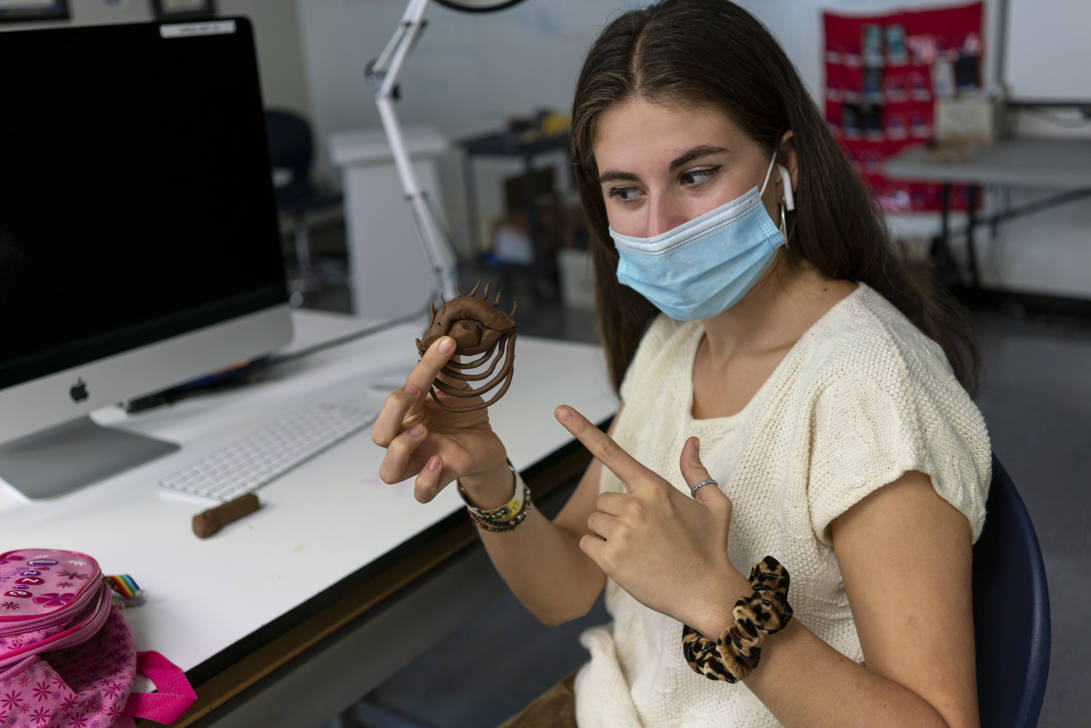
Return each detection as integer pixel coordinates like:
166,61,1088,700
264,108,345,305
972,454,1051,727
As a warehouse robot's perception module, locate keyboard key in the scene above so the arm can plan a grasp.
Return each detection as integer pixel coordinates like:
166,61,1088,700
159,402,376,501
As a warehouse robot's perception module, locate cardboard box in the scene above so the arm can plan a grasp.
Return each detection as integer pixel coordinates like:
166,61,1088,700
935,96,1002,145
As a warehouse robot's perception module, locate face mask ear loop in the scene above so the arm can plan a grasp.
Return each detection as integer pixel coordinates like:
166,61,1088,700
758,150,779,196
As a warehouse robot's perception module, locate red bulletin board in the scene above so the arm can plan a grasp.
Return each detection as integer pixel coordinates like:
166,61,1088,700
823,1,983,213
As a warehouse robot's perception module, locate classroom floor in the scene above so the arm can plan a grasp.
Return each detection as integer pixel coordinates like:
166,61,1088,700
298,249,1090,728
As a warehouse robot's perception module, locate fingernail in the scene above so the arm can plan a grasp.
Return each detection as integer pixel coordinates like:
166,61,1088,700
410,424,424,436
404,384,419,396
438,337,454,354
556,406,571,423
428,456,441,471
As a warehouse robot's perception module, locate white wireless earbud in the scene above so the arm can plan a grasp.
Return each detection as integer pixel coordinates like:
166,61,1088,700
776,163,795,212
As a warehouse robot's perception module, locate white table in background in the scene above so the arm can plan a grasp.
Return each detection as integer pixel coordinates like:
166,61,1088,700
884,137,1091,292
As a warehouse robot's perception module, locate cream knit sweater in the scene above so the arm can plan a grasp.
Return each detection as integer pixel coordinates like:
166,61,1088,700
573,283,991,727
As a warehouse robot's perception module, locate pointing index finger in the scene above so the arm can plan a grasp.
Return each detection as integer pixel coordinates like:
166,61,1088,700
555,405,647,490
407,335,457,393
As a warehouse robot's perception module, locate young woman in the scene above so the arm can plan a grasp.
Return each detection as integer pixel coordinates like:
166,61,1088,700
372,1,990,726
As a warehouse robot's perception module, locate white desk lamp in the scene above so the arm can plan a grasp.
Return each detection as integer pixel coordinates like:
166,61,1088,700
367,0,528,303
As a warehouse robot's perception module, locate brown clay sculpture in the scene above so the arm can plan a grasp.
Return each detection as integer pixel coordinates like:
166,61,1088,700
416,281,516,412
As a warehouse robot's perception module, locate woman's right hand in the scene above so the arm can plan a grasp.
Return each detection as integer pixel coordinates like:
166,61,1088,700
370,335,510,505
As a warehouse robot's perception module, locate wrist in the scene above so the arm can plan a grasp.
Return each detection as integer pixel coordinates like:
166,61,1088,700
681,556,793,685
689,564,750,639
458,460,533,534
459,459,516,510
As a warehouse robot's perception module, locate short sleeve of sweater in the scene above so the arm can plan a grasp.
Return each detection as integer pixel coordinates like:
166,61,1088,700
807,331,991,546
619,314,680,403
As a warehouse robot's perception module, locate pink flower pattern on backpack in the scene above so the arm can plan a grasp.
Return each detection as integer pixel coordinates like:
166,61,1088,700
47,608,133,726
31,595,74,610
0,549,195,728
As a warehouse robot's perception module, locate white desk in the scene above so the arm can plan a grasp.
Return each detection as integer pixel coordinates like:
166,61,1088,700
0,310,618,726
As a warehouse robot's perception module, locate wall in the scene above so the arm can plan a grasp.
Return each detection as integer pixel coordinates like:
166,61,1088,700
0,0,310,118
298,1,642,147
1003,0,1091,103
220,0,311,117
296,0,646,255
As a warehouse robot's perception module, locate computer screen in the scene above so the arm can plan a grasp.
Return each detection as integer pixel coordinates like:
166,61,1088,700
0,18,294,499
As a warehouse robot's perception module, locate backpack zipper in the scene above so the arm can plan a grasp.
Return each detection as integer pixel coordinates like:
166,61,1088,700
0,550,102,635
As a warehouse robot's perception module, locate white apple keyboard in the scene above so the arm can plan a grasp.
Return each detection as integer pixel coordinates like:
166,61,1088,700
158,402,377,501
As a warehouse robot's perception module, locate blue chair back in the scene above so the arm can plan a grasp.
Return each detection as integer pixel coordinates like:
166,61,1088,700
972,455,1050,727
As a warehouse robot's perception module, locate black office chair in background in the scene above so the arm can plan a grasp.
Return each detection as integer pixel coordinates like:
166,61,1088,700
972,454,1051,727
265,108,345,306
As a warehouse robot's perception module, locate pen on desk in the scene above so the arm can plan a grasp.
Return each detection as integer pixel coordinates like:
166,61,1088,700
192,493,262,538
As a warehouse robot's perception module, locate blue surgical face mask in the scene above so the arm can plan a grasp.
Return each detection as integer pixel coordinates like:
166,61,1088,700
609,152,792,321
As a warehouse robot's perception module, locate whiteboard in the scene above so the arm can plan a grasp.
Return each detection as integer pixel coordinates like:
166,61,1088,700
1003,0,1091,102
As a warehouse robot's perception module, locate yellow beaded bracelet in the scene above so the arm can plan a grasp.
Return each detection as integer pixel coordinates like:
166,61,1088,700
456,460,532,532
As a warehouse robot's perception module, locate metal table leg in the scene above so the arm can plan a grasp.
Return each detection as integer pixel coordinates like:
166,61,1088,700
966,184,981,290
930,182,962,289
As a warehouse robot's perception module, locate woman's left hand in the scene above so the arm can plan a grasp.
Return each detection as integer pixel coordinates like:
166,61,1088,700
555,405,747,636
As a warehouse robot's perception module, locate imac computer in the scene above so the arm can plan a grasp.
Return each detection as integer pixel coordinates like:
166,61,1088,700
0,18,294,499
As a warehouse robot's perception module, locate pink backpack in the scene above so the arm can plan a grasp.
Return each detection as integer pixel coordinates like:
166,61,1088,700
0,548,196,728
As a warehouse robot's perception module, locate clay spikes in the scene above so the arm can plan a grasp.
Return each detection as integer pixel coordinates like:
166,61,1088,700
415,281,517,412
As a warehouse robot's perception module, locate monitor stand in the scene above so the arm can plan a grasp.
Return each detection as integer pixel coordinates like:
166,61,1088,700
0,415,179,500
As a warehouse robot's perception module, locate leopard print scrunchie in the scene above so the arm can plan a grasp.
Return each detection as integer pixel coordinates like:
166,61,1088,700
682,556,793,683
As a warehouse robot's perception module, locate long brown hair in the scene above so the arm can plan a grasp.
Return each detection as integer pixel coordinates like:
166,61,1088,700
571,0,979,394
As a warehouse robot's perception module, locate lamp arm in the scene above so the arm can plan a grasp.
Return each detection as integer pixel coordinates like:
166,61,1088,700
368,0,459,302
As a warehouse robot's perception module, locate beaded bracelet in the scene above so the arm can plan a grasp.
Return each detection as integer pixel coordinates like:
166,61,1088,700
456,460,532,533
681,556,793,683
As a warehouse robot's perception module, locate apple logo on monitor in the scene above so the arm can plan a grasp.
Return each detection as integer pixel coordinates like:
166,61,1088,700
70,378,89,403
